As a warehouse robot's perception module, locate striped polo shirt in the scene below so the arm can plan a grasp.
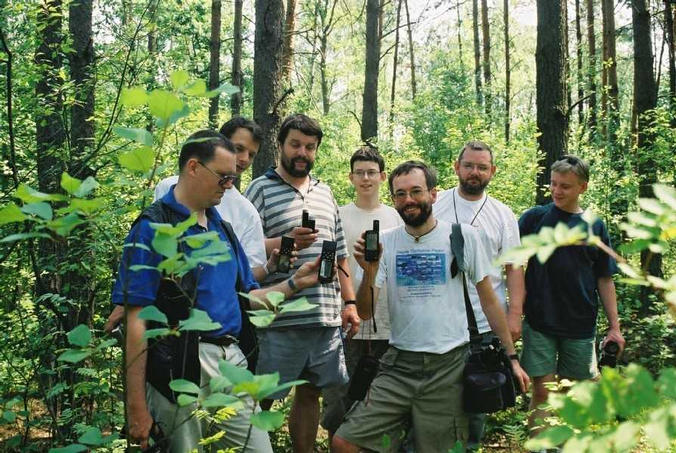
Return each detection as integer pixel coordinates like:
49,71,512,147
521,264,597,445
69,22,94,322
244,168,349,328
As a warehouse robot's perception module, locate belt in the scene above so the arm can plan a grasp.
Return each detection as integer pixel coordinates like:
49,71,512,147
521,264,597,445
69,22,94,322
200,335,238,347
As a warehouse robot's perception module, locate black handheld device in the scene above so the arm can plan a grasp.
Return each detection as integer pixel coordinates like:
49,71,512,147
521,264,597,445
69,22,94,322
364,220,380,262
277,235,294,273
598,340,619,369
302,209,316,231
318,240,337,283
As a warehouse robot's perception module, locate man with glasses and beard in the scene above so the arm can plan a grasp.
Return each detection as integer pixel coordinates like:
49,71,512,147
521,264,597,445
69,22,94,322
331,161,529,453
244,114,359,453
433,141,525,450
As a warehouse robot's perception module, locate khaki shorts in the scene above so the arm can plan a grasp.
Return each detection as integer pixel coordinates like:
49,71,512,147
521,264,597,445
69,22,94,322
335,345,469,453
521,319,598,379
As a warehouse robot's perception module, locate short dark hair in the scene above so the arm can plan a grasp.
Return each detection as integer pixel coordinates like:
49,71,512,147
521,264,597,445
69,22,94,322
388,160,437,194
178,130,235,171
457,140,494,164
277,113,323,147
350,145,385,172
220,116,263,143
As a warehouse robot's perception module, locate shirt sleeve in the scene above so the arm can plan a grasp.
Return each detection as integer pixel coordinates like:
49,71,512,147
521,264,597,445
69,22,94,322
112,219,163,306
334,197,349,260
501,210,522,262
232,232,260,292
463,225,491,285
238,215,267,267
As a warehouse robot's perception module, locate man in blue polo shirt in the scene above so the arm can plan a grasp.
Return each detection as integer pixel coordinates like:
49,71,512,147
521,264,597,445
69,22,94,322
113,130,322,452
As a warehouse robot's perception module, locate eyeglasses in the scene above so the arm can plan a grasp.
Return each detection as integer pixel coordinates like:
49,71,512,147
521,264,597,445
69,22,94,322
197,161,237,187
392,188,428,201
352,170,381,179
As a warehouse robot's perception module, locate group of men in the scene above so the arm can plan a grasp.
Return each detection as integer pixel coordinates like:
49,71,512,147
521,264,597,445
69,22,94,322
111,113,625,452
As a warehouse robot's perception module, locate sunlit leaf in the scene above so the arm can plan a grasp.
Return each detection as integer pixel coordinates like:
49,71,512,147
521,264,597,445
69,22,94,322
249,410,284,431
218,359,254,385
170,70,190,90
15,184,66,203
137,305,168,324
148,89,184,122
179,309,220,332
0,203,27,225
279,297,317,314
209,375,232,393
60,172,82,195
169,379,200,395
113,126,154,147
247,312,276,328
151,232,178,258
204,82,240,98
47,213,86,236
143,328,173,340
0,232,51,243
177,394,198,407
265,291,285,307
120,87,148,106
118,146,155,173
21,202,52,220
525,425,574,450
67,325,91,347
57,349,91,364
73,177,99,198
183,79,207,96
637,198,665,216
653,184,676,210
202,392,240,408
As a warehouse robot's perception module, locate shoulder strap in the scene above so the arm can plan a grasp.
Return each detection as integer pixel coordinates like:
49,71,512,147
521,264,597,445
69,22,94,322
450,223,481,346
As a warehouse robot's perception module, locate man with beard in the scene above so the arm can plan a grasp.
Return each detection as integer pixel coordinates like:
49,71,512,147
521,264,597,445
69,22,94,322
433,141,525,449
244,114,359,453
331,161,529,453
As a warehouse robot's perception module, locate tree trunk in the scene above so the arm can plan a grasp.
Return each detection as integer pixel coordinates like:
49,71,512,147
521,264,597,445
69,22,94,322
281,0,297,84
504,0,511,143
601,0,619,131
586,0,597,132
253,0,285,177
575,0,585,125
361,0,380,141
481,0,491,115
472,0,483,106
208,0,222,128
231,0,243,115
665,0,676,126
389,0,403,126
320,31,330,115
404,0,416,100
535,0,568,205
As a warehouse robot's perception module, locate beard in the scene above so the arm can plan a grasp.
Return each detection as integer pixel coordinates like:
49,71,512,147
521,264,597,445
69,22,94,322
397,200,433,227
459,175,490,195
281,154,314,177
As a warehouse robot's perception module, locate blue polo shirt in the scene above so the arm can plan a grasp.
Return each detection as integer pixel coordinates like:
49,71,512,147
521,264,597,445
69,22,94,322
112,186,259,337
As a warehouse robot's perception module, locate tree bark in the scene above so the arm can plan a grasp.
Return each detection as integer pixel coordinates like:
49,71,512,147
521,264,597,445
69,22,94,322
281,0,297,83
319,0,339,115
535,0,568,205
586,0,597,132
404,0,416,100
253,0,285,177
361,0,381,141
231,0,243,115
472,0,483,106
389,0,403,126
481,0,491,115
575,0,585,125
208,0,222,128
665,0,676,125
504,0,511,143
601,0,619,132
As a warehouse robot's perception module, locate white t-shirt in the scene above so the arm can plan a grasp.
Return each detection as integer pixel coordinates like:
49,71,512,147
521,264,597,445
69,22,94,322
433,188,521,333
154,176,267,267
375,221,491,353
339,202,403,340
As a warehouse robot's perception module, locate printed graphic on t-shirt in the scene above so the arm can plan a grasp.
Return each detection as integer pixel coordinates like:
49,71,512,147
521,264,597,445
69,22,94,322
395,251,447,300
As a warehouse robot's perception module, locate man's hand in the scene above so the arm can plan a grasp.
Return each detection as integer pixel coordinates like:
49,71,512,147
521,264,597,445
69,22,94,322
341,304,361,339
265,248,298,274
353,233,381,275
128,405,153,449
290,255,323,290
507,310,522,341
511,360,530,394
290,226,318,251
104,305,124,334
602,327,626,356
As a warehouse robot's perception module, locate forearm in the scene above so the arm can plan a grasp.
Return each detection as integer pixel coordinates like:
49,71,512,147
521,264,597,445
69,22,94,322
265,237,281,257
505,264,525,316
337,257,356,302
355,270,377,320
598,276,620,330
248,278,300,309
477,279,517,355
125,306,148,414
251,265,267,283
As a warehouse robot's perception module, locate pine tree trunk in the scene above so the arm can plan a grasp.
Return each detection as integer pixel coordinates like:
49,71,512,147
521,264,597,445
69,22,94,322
504,0,511,143
389,0,403,126
481,0,491,115
208,0,222,127
665,0,676,126
404,0,416,100
281,0,297,83
535,0,568,205
472,0,483,106
575,0,585,125
361,0,380,141
586,0,597,132
253,0,285,177
231,0,243,115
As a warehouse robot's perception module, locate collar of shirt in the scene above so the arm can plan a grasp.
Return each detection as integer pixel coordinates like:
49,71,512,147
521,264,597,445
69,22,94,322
162,184,224,223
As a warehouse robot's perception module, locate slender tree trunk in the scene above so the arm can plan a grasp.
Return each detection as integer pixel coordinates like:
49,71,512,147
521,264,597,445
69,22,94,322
575,0,585,125
281,0,297,83
632,0,662,313
320,32,330,115
208,0,222,127
665,0,676,125
472,0,483,106
253,0,285,177
481,0,491,115
361,0,380,141
564,2,572,121
601,0,619,131
231,0,243,115
586,0,597,132
389,0,403,126
404,0,416,100
536,0,568,205
504,0,511,143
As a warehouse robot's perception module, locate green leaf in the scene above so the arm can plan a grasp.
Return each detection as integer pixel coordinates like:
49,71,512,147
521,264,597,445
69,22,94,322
0,203,27,225
78,426,103,446
653,183,676,210
15,184,66,203
120,87,148,106
170,70,190,90
657,368,676,399
57,349,91,364
169,379,200,395
67,325,91,347
124,242,152,252
610,421,639,451
0,232,51,243
535,244,557,264
60,172,82,195
249,410,284,431
202,392,240,408
204,82,240,98
524,425,574,450
143,328,173,340
48,444,88,453
638,198,665,216
265,291,285,308
157,104,190,128
73,177,99,198
21,202,53,220
247,312,276,328
218,359,254,385
257,379,307,400
209,375,232,393
179,309,221,332
279,297,317,314
183,231,221,248
61,198,105,215
148,89,184,122
3,411,16,423
151,232,178,258
183,79,207,96
118,146,155,173
644,408,671,450
150,214,196,236
137,305,168,324
177,394,198,407
113,126,154,147
47,213,86,236
129,264,159,272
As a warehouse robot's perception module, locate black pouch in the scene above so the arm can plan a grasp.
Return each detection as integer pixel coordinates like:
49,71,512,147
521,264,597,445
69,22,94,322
463,346,515,414
347,354,380,401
